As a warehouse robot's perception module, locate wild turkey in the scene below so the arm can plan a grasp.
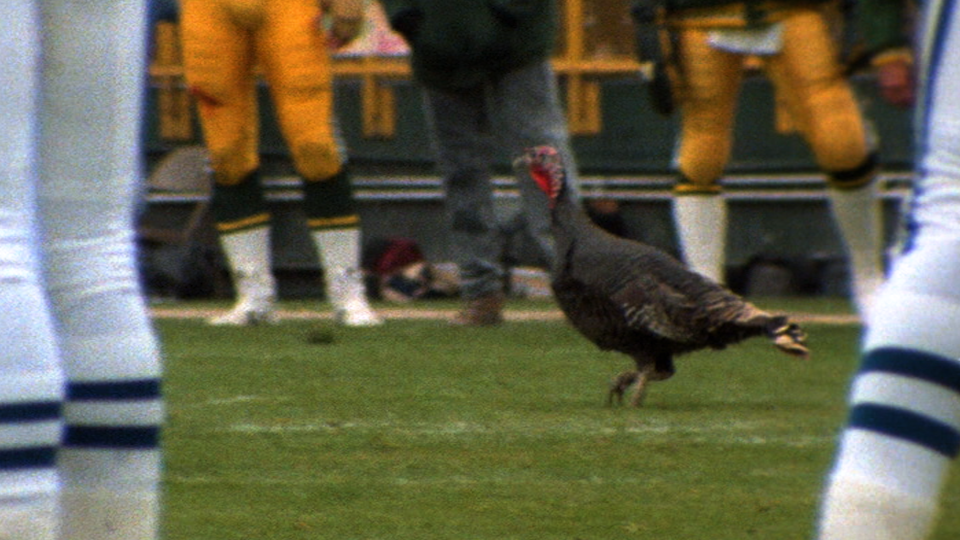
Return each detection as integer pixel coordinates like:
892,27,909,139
520,146,809,406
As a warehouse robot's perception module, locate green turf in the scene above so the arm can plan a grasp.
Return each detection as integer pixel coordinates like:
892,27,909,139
156,304,960,539
152,294,857,315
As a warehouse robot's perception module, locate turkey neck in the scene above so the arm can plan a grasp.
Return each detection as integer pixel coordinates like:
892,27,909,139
550,195,599,256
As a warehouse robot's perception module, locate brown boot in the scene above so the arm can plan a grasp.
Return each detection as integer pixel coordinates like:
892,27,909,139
451,293,505,326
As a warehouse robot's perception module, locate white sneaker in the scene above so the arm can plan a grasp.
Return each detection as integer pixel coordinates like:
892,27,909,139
209,266,278,326
329,268,382,327
336,299,383,327
207,301,277,326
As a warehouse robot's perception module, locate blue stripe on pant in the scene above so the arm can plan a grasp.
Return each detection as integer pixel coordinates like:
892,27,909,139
851,347,960,458
860,347,960,392
68,380,161,401
65,379,162,450
0,401,61,470
0,448,58,470
64,426,160,449
850,403,960,458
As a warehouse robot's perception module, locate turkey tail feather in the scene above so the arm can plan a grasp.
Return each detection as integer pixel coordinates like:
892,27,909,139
769,322,809,358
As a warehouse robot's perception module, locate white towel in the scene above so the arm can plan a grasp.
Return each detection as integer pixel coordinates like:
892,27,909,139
708,23,783,55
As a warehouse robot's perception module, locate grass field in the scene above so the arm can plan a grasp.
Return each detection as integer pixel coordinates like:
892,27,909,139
156,298,960,539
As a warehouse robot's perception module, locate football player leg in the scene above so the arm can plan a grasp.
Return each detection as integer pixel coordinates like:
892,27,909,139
816,7,960,540
181,0,277,325
671,28,743,283
258,0,380,326
769,9,885,317
817,228,960,540
824,155,885,319
0,4,63,539
304,169,381,326
37,2,163,539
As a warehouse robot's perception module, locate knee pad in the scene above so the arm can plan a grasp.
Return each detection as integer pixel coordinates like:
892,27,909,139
827,152,879,191
805,88,871,173
294,141,344,182
211,169,270,232
675,122,732,189
203,121,259,187
675,134,729,190
303,168,359,230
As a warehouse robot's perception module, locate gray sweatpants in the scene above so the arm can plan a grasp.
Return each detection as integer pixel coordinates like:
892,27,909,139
423,60,581,299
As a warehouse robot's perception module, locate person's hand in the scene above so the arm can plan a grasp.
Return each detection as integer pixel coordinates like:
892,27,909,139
326,15,363,50
874,50,915,108
318,0,364,50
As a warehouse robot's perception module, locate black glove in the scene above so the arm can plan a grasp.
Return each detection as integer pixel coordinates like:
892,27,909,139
631,3,661,63
631,2,675,116
388,7,424,41
647,61,675,116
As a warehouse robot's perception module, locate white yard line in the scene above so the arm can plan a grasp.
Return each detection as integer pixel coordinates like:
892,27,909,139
219,417,834,449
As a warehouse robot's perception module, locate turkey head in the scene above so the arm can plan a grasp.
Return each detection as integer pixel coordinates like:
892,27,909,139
524,145,567,208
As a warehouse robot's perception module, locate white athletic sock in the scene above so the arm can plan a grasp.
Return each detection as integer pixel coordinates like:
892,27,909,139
49,286,163,540
828,184,885,317
672,194,727,283
313,227,362,275
0,355,62,540
0,260,64,523
818,475,939,540
0,493,59,540
817,353,955,540
312,228,380,324
313,227,366,301
219,226,276,308
49,273,163,540
59,449,162,540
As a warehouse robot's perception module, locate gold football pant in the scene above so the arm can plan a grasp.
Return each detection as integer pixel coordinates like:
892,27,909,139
672,7,873,192
180,0,354,231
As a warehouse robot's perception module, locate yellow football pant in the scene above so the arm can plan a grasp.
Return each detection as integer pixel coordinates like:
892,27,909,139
672,7,871,192
180,0,342,186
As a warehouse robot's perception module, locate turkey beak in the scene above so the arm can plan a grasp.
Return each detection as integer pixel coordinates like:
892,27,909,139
513,154,532,169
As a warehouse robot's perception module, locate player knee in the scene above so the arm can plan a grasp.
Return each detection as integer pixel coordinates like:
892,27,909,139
806,87,872,176
826,152,879,191
294,141,343,182
676,130,731,187
208,138,259,187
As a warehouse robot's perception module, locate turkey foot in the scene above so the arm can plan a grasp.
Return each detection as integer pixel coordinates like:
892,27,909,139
608,370,640,406
608,363,669,407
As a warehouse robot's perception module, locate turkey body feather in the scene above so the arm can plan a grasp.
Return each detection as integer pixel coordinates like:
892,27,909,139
523,145,808,406
553,205,783,354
